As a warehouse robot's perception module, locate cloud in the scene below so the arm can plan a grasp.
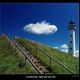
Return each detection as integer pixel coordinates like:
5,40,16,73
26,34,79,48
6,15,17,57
53,44,79,57
54,47,58,49
59,44,68,53
54,44,68,53
60,44,68,49
23,21,58,35
76,50,79,53
76,50,79,57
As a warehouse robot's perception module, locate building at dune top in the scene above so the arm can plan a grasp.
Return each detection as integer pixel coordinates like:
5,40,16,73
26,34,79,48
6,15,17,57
68,21,76,57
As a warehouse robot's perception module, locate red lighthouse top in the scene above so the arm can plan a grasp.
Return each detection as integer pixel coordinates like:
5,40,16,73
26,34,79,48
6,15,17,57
68,21,76,30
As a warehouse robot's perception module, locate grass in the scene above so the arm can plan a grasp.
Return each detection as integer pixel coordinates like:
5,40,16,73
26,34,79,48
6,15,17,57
0,36,38,74
15,37,79,74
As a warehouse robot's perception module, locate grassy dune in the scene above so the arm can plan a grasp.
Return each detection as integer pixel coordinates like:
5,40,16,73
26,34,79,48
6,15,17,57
15,37,79,74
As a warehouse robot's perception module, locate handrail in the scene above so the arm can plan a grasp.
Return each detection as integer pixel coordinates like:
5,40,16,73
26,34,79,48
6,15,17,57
27,40,76,74
15,38,76,74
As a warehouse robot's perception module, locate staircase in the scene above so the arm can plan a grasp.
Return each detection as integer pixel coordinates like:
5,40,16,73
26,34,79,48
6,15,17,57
11,39,51,74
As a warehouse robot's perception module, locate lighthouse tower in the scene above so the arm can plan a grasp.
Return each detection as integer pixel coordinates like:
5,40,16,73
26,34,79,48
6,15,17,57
68,21,76,56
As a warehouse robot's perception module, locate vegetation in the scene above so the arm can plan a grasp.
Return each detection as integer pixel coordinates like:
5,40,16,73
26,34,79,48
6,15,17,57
0,36,38,74
0,34,79,74
15,37,79,74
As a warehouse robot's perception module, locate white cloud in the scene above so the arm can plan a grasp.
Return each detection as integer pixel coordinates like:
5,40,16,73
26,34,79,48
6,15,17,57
53,44,79,57
54,44,68,53
60,49,68,53
76,50,79,53
53,47,58,49
59,44,68,53
23,21,58,35
60,44,68,49
76,50,79,57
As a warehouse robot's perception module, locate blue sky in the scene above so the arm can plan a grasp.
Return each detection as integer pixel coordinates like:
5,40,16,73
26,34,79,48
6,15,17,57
0,3,79,52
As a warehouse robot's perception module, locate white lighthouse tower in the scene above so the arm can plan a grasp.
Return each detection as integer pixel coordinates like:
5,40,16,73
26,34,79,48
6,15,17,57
68,21,76,56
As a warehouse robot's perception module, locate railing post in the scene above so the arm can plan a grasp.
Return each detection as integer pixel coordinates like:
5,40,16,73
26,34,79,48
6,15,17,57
50,57,52,72
24,56,26,65
27,41,29,51
14,43,16,52
36,48,37,57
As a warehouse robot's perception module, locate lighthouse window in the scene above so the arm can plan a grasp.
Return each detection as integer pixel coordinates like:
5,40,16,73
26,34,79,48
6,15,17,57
70,48,72,50
70,34,72,37
70,41,72,43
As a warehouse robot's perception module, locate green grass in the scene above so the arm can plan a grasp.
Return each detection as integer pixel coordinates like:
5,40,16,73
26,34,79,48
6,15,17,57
15,37,79,74
0,36,38,74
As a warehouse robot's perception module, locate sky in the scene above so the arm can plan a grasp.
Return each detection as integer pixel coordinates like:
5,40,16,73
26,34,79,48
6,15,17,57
0,3,79,54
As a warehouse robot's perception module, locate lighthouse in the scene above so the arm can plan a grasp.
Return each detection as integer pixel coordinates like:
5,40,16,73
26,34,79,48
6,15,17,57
68,21,76,56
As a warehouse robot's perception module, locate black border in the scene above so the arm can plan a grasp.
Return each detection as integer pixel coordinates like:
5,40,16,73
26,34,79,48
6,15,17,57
0,0,80,3
0,74,79,80
0,1,79,80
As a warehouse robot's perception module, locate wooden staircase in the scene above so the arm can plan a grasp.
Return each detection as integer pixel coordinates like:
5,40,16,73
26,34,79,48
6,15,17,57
11,39,51,74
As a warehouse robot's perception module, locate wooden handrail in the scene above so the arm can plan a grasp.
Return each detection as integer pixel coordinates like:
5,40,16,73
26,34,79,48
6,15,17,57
26,40,76,74
15,38,76,74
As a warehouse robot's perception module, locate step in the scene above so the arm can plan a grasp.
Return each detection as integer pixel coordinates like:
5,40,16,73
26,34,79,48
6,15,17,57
27,53,30,56
37,63,42,67
42,70,49,73
33,60,40,63
33,59,40,64
39,67,49,73
22,47,25,50
25,51,29,54
27,53,31,56
19,44,22,47
35,62,38,66
31,57,35,61
29,55,33,58
38,66,46,70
